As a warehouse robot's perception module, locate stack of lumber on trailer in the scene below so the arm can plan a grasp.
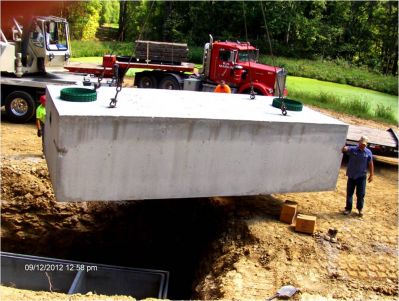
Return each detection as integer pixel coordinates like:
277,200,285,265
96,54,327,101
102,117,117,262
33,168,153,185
135,40,188,63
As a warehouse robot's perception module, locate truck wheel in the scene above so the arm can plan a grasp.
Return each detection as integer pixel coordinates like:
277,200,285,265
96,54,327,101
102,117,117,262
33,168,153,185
159,75,180,90
5,91,36,123
138,75,157,88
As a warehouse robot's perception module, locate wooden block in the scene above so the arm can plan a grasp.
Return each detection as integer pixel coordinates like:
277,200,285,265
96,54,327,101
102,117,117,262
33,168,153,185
295,214,316,234
280,200,297,224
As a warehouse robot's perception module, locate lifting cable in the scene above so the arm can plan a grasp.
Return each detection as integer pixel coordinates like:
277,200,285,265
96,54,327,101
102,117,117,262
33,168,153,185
94,13,128,91
241,1,255,100
109,0,155,108
260,1,287,115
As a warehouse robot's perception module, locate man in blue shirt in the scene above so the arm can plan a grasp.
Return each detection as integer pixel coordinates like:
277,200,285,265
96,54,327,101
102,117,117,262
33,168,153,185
342,136,374,217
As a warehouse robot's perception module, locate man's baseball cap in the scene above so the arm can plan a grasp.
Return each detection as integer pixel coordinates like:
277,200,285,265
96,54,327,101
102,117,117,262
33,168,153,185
40,95,46,104
359,136,368,145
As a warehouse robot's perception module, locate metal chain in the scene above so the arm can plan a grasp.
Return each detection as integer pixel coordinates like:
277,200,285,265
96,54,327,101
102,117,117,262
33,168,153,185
109,83,122,108
242,1,255,100
109,64,122,108
260,2,287,116
281,100,287,116
108,64,120,87
108,0,156,108
94,69,104,90
250,86,256,100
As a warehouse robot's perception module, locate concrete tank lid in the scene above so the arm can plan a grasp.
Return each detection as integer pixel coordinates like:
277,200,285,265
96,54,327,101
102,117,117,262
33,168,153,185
47,85,347,125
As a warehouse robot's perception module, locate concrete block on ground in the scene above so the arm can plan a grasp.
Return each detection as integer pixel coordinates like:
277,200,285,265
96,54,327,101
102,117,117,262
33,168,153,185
44,86,348,201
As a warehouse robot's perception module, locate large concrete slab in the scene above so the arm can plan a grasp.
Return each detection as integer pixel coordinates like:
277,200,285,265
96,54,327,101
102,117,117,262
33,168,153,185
45,86,348,201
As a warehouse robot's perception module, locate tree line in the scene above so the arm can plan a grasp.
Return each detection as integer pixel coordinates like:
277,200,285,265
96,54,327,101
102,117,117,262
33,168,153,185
65,0,397,76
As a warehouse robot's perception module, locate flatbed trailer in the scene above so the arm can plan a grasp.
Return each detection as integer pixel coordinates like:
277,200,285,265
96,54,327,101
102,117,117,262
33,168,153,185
346,125,398,157
64,56,196,78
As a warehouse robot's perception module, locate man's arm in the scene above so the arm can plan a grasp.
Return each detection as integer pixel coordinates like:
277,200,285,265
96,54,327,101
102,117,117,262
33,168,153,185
368,159,374,183
36,118,42,137
342,146,349,153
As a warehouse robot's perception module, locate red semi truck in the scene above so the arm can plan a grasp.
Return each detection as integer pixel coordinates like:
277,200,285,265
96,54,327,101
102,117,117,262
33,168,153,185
65,35,287,97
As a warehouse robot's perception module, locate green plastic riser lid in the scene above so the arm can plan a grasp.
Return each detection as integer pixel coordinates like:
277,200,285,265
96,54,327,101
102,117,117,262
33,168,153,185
60,88,97,102
272,98,303,111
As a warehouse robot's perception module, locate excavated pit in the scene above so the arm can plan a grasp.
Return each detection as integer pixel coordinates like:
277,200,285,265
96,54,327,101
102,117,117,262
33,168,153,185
2,112,399,301
1,161,272,299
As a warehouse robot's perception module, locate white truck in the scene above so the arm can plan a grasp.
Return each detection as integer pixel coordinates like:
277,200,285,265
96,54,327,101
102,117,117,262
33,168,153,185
1,16,95,123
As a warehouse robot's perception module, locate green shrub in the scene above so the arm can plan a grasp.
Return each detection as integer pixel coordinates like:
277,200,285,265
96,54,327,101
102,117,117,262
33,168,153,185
188,46,204,64
67,1,102,40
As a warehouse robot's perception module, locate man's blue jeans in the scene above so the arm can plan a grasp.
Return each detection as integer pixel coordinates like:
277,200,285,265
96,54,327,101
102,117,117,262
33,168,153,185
345,176,366,211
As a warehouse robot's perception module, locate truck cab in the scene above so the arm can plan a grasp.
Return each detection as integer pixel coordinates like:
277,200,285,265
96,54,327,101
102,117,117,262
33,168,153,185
202,36,287,96
0,16,70,76
27,16,70,71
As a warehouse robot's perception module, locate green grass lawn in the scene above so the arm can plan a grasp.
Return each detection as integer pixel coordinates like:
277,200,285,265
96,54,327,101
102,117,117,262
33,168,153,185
287,76,397,125
287,76,397,112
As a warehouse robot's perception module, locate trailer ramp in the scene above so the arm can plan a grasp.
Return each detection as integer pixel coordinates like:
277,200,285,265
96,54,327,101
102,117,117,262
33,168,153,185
347,125,398,157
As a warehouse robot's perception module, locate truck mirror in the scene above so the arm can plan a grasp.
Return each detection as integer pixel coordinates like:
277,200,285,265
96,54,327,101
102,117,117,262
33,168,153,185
230,51,237,62
231,50,238,64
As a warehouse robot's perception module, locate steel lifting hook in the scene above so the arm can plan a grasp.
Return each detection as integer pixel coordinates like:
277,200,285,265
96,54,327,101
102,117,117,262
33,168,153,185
249,86,256,100
281,103,287,116
109,98,117,108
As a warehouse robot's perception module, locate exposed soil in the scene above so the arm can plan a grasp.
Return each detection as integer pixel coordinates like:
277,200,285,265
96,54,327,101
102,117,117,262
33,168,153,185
1,108,398,300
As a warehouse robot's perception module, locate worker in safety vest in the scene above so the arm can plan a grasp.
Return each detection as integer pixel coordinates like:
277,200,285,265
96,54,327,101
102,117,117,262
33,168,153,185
214,80,231,93
36,95,46,156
